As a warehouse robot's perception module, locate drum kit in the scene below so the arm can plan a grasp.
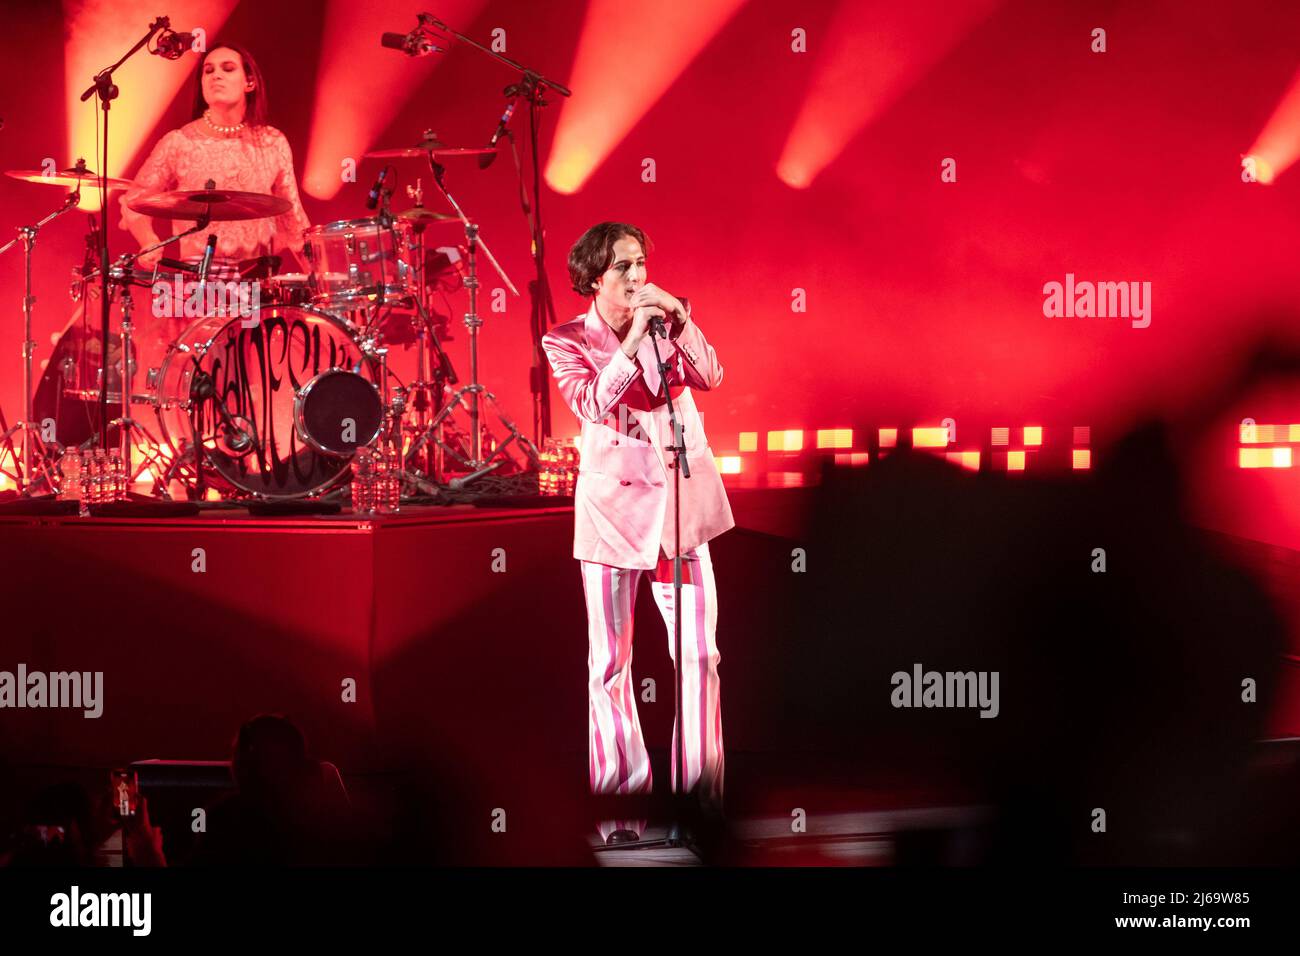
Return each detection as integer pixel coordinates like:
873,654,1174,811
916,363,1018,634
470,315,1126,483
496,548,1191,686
0,136,541,506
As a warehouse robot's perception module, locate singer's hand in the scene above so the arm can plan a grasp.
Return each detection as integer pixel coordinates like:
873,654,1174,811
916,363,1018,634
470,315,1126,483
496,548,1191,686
621,306,664,358
630,284,685,322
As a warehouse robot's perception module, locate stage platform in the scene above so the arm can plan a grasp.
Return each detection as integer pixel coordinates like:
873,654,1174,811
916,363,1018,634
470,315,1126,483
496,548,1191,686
0,487,811,778
2,482,1298,783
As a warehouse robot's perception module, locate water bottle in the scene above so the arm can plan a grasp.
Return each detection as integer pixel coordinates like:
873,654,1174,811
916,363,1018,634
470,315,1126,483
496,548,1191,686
384,447,402,513
108,449,125,502
58,448,82,501
79,449,94,503
91,450,108,504
351,448,374,514
373,448,394,515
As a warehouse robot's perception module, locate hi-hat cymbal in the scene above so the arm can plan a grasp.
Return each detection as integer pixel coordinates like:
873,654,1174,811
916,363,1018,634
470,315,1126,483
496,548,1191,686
128,188,291,221
396,207,457,224
365,135,497,160
5,167,135,190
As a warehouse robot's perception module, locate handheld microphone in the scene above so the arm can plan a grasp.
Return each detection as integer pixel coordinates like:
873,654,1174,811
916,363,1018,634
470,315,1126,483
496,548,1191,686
365,167,390,211
647,294,688,337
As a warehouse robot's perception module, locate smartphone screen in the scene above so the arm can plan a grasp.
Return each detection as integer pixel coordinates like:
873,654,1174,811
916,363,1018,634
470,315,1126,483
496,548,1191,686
110,769,139,819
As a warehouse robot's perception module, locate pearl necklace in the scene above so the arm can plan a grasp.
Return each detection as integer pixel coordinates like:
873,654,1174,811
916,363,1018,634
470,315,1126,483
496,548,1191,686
203,110,245,135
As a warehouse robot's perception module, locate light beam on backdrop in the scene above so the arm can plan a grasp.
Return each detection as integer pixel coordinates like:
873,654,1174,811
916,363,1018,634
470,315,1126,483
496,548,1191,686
63,0,236,211
1246,67,1300,185
544,0,748,195
776,0,1001,190
303,0,487,201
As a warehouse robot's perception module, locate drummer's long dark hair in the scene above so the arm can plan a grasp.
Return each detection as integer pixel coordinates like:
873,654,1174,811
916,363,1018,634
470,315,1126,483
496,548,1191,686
190,42,268,127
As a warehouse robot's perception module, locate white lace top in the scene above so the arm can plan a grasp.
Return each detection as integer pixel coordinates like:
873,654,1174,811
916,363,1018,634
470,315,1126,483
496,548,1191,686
118,121,312,262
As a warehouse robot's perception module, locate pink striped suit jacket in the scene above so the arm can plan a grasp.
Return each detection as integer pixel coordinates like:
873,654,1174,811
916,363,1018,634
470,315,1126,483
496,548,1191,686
542,302,735,570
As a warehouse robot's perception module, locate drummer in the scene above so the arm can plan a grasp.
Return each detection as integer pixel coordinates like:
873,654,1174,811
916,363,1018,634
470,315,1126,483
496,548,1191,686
118,42,312,275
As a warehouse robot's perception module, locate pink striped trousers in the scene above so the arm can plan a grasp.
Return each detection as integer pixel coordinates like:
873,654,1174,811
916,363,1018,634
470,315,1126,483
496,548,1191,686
579,542,724,841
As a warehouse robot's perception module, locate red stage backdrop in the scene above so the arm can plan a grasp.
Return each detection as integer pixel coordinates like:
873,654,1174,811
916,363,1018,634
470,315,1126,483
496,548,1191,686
4,1,1300,544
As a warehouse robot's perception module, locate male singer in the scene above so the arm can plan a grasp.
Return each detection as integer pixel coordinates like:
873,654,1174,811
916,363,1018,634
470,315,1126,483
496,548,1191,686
541,222,734,845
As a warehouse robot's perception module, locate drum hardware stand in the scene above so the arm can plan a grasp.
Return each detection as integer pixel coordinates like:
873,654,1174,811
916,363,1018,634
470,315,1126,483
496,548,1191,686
105,269,171,495
0,187,86,495
354,329,441,500
394,255,461,487
402,177,446,481
402,215,540,486
398,307,457,486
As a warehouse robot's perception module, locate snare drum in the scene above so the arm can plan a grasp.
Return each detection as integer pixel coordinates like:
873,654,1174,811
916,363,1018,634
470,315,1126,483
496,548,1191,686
265,272,313,306
302,217,413,309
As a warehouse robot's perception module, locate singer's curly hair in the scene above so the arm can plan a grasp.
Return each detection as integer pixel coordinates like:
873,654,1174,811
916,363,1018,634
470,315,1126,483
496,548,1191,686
191,42,268,127
568,222,651,297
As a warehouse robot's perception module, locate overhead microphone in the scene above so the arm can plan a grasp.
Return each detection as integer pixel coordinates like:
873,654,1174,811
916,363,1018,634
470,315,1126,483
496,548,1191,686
365,167,390,211
153,29,197,60
478,95,519,170
196,233,217,290
380,31,443,58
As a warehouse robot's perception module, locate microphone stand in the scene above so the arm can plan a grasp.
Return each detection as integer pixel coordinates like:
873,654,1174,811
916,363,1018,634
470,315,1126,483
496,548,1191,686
80,16,171,452
415,12,571,450
647,314,693,848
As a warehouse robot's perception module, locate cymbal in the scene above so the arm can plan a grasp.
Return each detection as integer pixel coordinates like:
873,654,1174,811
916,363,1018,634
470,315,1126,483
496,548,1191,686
5,167,135,190
396,207,457,224
365,136,497,160
128,188,291,221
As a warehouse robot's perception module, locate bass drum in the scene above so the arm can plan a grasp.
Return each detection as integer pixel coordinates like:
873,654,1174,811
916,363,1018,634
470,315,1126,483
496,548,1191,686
151,305,380,499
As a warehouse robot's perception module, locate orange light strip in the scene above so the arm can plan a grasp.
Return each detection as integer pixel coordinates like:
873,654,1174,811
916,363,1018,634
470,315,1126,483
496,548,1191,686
913,427,950,448
1239,447,1292,469
767,430,804,452
816,428,853,449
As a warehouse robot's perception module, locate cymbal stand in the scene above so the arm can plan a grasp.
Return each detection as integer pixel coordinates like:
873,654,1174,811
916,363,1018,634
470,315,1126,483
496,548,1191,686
403,177,441,481
0,187,85,495
414,166,539,484
404,215,539,486
106,266,171,495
